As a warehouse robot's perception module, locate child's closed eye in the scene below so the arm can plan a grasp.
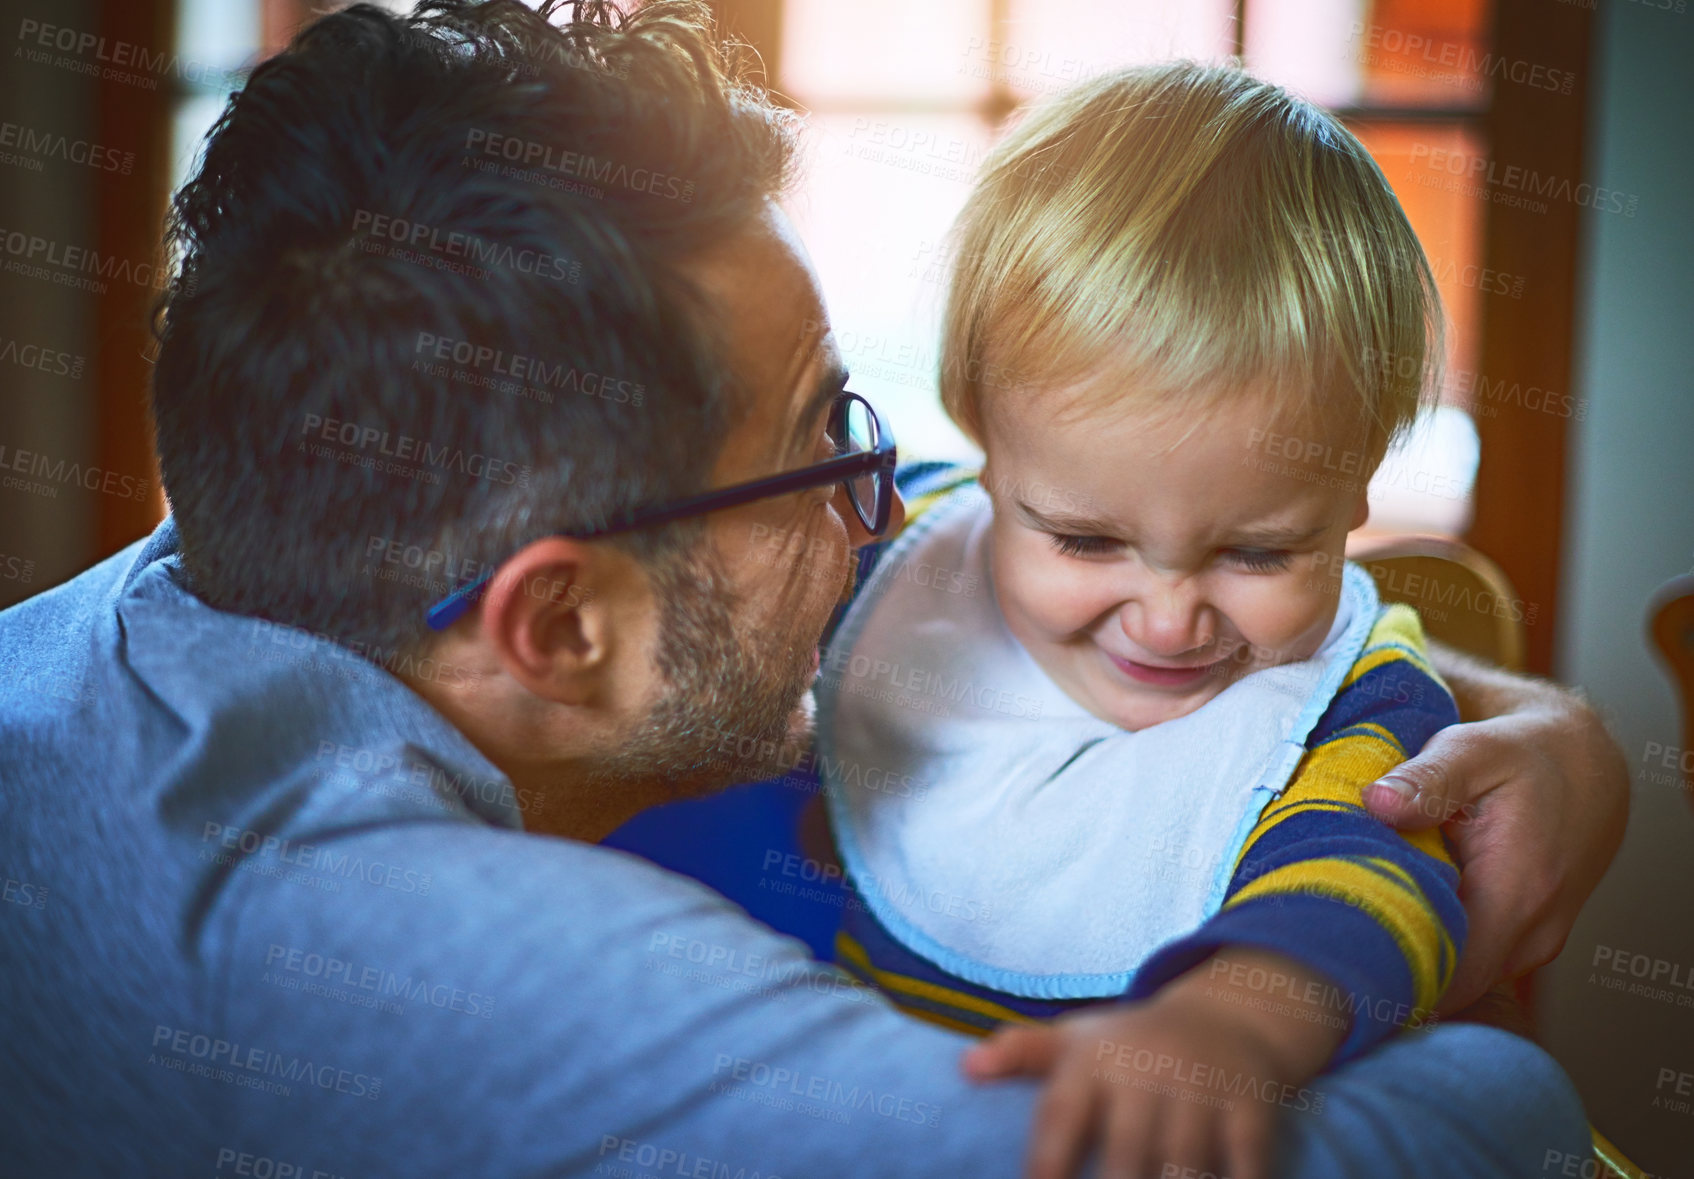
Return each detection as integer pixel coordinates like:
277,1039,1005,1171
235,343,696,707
1226,548,1292,573
1048,533,1118,558
1046,534,1294,574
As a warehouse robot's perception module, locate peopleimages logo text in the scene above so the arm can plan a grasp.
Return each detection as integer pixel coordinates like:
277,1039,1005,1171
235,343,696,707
0,444,151,501
298,414,529,487
351,209,581,283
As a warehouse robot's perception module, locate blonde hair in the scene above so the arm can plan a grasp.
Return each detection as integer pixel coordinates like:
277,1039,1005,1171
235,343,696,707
940,61,1444,464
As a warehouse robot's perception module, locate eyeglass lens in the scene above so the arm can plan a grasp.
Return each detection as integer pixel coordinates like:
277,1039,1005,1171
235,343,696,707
841,396,881,531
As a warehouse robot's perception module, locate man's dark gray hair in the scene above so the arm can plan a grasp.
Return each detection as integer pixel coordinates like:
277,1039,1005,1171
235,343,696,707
151,0,799,661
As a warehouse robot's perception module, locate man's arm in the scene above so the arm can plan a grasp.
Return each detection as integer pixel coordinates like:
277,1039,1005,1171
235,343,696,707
1361,639,1630,1011
202,820,1590,1178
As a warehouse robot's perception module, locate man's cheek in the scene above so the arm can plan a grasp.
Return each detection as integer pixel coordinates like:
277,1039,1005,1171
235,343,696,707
753,523,845,649
804,519,855,602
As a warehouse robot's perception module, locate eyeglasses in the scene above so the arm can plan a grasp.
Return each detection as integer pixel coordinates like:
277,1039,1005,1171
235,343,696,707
424,389,897,631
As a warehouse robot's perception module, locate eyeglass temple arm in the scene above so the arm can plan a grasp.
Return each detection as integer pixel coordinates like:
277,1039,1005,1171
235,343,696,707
425,445,893,632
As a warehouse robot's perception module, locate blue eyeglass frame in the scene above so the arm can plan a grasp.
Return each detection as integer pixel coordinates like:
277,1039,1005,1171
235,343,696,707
423,389,896,631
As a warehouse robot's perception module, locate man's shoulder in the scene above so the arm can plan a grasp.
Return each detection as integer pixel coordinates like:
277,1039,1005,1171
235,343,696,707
0,530,152,644
0,531,167,723
0,513,527,896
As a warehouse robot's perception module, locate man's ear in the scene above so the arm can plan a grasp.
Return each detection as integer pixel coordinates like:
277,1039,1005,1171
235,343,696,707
476,537,638,705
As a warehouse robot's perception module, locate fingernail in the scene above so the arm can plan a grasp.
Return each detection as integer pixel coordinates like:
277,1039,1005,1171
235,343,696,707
1372,775,1418,800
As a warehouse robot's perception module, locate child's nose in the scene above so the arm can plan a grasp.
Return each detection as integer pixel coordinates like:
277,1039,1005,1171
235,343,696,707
1117,584,1214,659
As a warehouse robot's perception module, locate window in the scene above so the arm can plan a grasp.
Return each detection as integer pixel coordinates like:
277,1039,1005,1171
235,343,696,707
169,0,260,199
773,0,1497,535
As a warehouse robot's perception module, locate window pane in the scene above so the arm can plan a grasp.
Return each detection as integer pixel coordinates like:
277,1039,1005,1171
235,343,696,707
1365,405,1479,535
171,0,260,195
1352,121,1487,405
1353,0,1491,108
784,113,994,463
1246,0,1368,106
781,0,991,105
998,0,1237,96
1248,0,1490,109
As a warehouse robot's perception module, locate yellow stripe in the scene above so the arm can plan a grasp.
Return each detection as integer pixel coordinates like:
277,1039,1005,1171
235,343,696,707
1236,732,1437,868
1590,1126,1648,1179
899,470,981,533
1236,743,1385,866
1277,737,1402,807
886,1001,990,1037
1340,722,1406,759
835,932,1038,1029
1352,856,1455,987
1341,604,1442,690
1400,824,1450,862
1341,644,1426,690
901,489,952,528
1225,856,1453,1015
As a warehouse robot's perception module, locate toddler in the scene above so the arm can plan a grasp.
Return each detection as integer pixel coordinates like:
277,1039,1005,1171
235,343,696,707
814,61,1463,1179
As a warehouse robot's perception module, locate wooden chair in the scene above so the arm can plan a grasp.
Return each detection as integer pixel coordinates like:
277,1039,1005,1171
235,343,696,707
1346,534,1648,1179
1347,533,1527,671
1648,574,1694,803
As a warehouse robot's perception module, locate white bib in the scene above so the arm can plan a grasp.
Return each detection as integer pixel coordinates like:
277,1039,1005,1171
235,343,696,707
816,483,1379,1000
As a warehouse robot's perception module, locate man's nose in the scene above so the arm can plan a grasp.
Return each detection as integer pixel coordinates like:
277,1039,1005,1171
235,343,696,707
1118,578,1212,658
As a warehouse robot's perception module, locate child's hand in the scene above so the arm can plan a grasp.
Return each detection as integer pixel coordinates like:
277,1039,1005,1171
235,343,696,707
962,950,1345,1179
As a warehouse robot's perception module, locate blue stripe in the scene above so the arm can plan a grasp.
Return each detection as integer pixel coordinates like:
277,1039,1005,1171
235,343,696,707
840,894,1095,1024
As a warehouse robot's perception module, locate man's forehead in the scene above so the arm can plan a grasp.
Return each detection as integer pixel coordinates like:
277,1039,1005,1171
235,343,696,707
677,205,834,458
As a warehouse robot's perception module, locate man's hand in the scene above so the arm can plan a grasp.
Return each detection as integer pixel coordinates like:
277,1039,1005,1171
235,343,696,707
962,950,1343,1179
1362,642,1629,1013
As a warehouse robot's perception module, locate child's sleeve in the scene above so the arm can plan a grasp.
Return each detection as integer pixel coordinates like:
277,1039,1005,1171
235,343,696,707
1123,603,1466,1066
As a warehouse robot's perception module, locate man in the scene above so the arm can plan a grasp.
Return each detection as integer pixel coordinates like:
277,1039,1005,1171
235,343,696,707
0,2,1622,1175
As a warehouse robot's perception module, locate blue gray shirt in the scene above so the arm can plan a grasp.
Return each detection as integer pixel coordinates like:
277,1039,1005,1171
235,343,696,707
0,520,1593,1177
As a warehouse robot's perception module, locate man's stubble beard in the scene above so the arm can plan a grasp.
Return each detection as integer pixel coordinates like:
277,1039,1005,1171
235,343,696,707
578,543,825,800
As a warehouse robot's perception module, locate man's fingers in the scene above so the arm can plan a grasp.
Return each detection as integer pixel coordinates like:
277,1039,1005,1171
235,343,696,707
1442,980,1537,1039
1026,1061,1102,1179
1502,919,1571,980
962,1023,1063,1082
1363,727,1489,831
1438,870,1521,1014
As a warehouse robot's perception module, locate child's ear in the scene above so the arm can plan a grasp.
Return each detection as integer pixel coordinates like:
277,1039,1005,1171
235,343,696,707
1349,492,1371,532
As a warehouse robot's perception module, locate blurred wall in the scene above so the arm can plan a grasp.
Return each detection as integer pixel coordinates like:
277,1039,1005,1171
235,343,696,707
1543,2,1694,1174
0,0,100,604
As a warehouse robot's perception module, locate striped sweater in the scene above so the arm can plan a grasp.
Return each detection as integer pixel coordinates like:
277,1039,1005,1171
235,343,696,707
825,462,1466,1067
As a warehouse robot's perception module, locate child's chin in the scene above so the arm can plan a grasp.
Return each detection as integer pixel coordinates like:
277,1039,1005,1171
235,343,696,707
1104,684,1222,732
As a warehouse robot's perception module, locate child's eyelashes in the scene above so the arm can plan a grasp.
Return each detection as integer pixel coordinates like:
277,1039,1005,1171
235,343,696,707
1048,533,1117,558
1044,533,1295,574
1227,548,1293,573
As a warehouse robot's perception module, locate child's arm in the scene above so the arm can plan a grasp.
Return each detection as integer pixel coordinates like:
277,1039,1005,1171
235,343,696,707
1122,601,1467,1062
963,603,1464,1178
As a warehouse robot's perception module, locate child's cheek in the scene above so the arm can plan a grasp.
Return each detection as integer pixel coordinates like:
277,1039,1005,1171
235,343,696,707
1230,579,1339,664
992,527,1103,639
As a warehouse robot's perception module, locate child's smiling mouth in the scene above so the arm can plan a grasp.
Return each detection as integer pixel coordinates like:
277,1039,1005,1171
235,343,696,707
1102,649,1225,689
